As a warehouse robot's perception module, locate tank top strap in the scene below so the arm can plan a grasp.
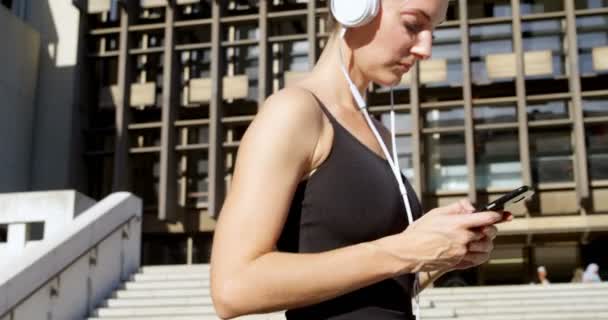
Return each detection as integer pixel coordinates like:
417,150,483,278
304,90,339,124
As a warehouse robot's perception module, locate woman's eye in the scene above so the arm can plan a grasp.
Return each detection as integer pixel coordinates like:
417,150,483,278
405,23,423,34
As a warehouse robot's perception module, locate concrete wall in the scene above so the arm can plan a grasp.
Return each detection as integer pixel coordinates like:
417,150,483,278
0,191,95,261
28,0,86,191
0,5,40,192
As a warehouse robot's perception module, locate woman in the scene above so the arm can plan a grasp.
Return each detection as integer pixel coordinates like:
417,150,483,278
210,1,510,319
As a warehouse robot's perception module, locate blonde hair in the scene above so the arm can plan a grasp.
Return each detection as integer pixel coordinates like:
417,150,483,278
326,7,339,33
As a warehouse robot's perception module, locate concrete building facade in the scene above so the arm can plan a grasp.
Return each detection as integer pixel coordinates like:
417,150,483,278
2,0,607,286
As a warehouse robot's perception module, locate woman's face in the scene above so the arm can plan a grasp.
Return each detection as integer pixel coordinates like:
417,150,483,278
348,0,449,86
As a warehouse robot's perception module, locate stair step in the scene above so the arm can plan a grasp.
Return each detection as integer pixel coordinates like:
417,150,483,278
429,311,608,320
454,304,608,317
431,296,608,308
94,306,216,317
132,273,209,282
423,283,608,295
422,289,608,302
113,288,210,299
123,280,209,290
105,296,213,308
88,313,286,320
139,264,211,274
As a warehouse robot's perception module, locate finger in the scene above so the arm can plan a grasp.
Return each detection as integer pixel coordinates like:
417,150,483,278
462,252,491,266
468,240,494,253
460,211,503,229
442,199,475,216
496,211,514,224
481,225,498,240
458,199,476,214
461,230,483,243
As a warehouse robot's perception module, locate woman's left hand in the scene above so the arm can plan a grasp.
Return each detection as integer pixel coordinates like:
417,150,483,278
450,224,499,271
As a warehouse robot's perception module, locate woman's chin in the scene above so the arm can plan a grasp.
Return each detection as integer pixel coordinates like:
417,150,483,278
374,73,406,87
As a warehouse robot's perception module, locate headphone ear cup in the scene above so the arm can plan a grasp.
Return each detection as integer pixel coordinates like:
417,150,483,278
331,0,380,28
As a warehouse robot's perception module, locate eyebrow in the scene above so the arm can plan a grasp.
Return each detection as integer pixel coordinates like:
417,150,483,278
401,8,446,27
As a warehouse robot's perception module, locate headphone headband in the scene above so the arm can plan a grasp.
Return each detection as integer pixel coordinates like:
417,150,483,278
330,0,380,28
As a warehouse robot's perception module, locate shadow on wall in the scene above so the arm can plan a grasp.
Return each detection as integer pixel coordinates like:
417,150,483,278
28,0,89,193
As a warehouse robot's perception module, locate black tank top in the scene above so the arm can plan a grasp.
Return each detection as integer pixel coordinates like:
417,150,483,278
276,91,424,320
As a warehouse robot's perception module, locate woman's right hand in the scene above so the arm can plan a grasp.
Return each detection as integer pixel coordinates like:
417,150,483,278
372,199,503,274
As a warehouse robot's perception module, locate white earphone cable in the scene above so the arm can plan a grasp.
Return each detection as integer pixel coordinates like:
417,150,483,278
338,28,420,320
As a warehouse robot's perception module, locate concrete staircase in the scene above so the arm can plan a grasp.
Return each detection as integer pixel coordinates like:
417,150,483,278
88,264,608,320
419,282,608,320
87,264,284,320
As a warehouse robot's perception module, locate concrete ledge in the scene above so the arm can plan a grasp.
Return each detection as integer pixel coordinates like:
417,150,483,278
0,192,142,317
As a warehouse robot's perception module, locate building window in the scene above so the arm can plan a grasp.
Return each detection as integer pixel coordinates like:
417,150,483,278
423,107,465,128
575,0,608,10
0,224,7,243
381,112,412,133
26,222,44,242
527,100,570,121
470,23,515,85
475,130,522,189
420,27,463,89
425,133,468,192
583,97,608,118
586,124,608,181
520,0,564,15
577,15,608,77
521,19,567,83
529,128,575,184
468,0,512,19
474,103,518,125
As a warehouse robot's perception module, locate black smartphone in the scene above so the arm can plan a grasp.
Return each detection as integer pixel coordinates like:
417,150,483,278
476,186,535,212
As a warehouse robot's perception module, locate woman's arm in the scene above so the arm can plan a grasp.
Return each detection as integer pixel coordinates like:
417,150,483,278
210,88,419,319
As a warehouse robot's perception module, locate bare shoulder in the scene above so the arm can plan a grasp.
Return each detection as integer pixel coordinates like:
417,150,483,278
256,87,324,129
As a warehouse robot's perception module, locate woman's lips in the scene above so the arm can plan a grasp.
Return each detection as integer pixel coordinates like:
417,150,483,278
397,63,412,72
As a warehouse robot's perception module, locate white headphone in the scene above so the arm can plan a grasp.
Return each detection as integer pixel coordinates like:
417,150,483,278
331,1,422,319
330,0,380,28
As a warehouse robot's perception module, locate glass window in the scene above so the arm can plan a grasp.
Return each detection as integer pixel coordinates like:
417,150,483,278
527,100,570,121
130,128,161,148
224,0,259,16
421,27,462,88
583,97,608,117
225,45,259,102
425,133,468,191
529,128,574,183
522,19,566,80
176,0,211,20
270,16,307,37
26,222,44,242
396,136,415,182
586,124,608,180
132,155,160,207
474,103,518,124
577,15,608,76
423,107,465,128
468,0,512,19
0,224,7,243
380,112,412,133
575,0,608,9
520,0,564,14
475,130,522,189
186,152,209,208
470,24,515,84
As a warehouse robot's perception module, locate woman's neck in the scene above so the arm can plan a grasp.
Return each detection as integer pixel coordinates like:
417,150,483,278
308,32,370,113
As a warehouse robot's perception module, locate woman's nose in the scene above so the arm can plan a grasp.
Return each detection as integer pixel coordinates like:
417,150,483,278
410,30,433,60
